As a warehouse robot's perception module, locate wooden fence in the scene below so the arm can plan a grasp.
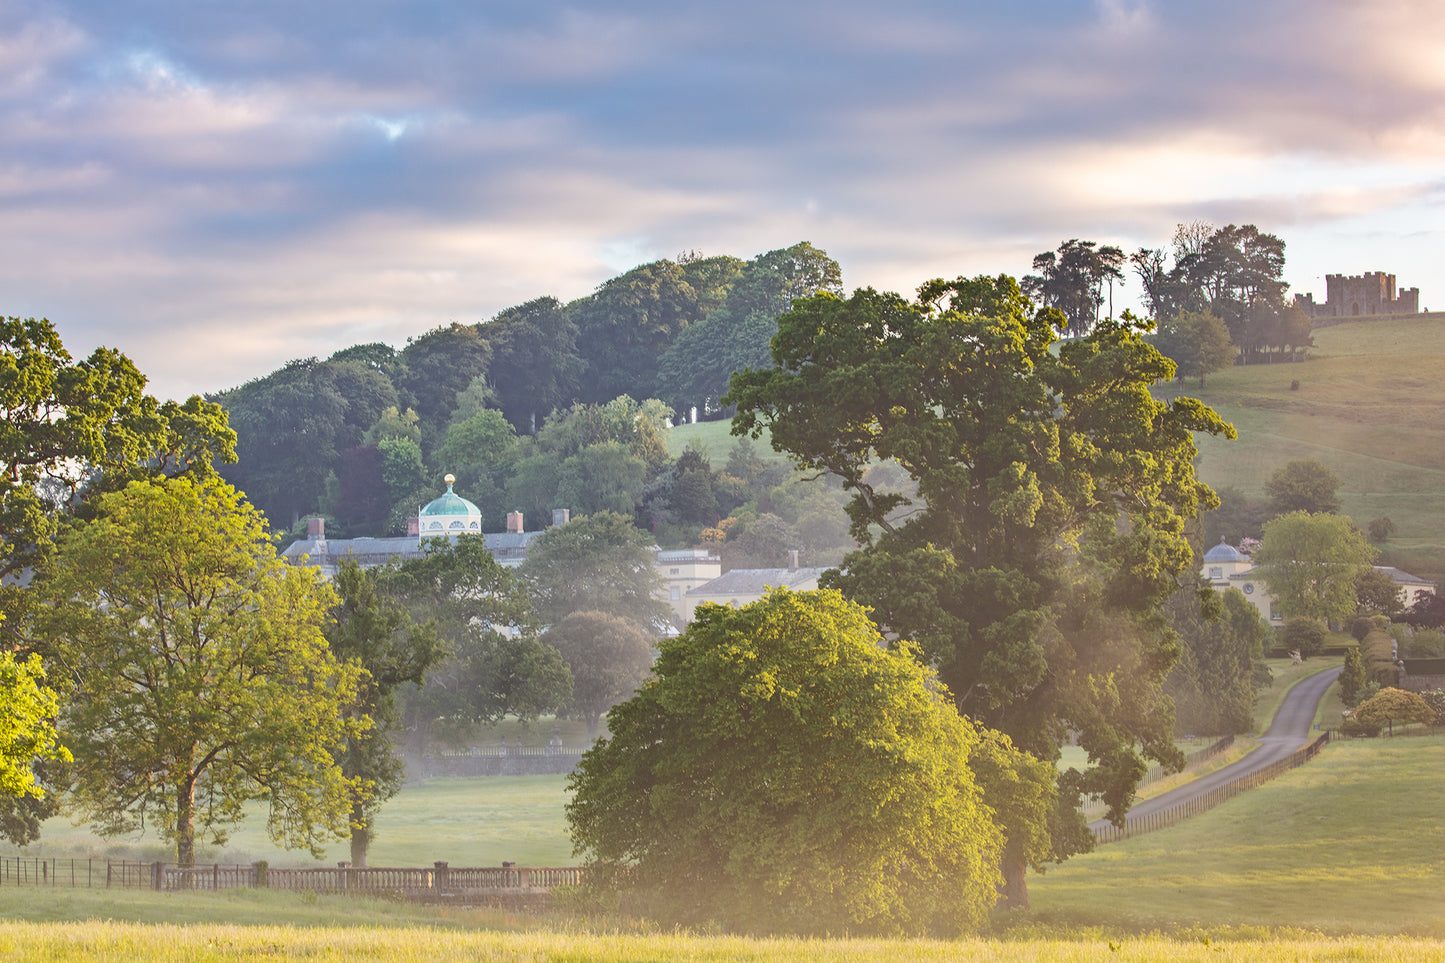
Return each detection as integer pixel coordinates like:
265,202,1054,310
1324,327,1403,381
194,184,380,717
1080,734,1235,819
1093,732,1331,845
0,857,583,898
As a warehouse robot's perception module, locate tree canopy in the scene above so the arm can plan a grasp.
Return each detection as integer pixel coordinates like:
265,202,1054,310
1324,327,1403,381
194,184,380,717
35,477,360,866
727,275,1234,899
1264,458,1342,516
520,511,669,631
0,316,235,592
566,589,1013,936
1253,511,1375,624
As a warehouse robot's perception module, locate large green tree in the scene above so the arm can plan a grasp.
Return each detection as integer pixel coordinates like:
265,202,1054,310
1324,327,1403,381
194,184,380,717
520,511,669,631
35,477,361,866
1253,511,1376,624
1264,458,1342,516
566,589,1024,936
215,357,390,527
326,560,445,866
1163,587,1270,735
1149,308,1234,388
541,611,654,739
0,316,235,592
727,276,1233,902
385,536,571,749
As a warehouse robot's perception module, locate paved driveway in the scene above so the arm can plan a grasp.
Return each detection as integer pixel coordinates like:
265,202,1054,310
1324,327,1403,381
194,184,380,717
1089,664,1341,831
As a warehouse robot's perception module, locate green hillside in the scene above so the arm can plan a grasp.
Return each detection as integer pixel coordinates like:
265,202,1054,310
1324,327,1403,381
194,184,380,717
1157,312,1445,582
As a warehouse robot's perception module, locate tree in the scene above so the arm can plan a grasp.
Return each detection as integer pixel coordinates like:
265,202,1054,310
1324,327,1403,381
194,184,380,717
1352,688,1436,736
1339,647,1368,707
216,358,390,528
1367,516,1395,542
1164,586,1270,734
1281,617,1328,658
35,477,361,866
520,511,669,630
570,259,713,404
727,276,1233,902
1148,308,1234,387
1355,567,1405,617
394,323,492,442
1265,458,1342,516
566,589,1021,936
1202,486,1271,545
484,296,583,433
326,560,445,866
1401,591,1445,629
656,243,843,417
0,652,68,802
1022,239,1125,337
542,611,654,738
384,536,571,748
1253,511,1376,624
0,316,236,593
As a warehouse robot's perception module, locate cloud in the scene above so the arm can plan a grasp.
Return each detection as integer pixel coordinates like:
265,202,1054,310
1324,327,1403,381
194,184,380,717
1,0,1442,397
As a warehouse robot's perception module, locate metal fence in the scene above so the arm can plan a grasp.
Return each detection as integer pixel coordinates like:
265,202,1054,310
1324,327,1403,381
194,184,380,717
1093,732,1331,844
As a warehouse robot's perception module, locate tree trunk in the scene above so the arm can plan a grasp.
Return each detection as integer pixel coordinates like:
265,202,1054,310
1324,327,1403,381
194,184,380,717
176,777,197,868
350,798,371,868
997,848,1030,910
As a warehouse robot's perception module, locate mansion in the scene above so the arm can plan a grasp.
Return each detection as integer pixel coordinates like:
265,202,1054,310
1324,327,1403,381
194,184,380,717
282,475,826,629
1201,539,1435,622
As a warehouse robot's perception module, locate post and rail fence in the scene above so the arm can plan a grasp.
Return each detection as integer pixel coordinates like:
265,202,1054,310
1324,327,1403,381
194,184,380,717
1093,732,1332,845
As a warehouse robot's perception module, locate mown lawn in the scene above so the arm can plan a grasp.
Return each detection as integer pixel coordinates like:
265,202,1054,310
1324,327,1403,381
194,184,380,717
4,775,576,869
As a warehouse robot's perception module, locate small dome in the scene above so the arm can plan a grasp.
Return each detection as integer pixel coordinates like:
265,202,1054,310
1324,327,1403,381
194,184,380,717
420,474,480,519
1202,538,1248,563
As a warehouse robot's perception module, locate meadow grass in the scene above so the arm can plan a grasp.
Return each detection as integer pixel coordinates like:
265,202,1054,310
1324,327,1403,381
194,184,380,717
0,919,1439,963
1023,735,1445,936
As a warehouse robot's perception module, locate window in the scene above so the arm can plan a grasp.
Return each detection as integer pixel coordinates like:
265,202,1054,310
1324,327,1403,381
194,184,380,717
670,587,681,600
1269,601,1281,621
669,568,680,575
1208,567,1223,579
1243,583,1254,595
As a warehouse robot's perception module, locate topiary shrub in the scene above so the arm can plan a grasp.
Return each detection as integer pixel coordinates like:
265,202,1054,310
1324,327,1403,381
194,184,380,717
1350,616,1377,642
1282,617,1328,658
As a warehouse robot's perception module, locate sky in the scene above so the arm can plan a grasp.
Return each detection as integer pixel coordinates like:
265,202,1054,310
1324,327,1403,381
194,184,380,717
3,0,1444,400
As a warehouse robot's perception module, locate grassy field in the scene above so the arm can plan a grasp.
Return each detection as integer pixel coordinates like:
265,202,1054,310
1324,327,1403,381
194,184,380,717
4,775,575,868
1024,734,1445,936
1156,313,1445,581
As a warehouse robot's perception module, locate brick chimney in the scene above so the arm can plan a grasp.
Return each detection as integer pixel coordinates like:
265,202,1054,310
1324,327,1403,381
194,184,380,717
552,508,570,527
407,517,420,536
307,517,325,539
506,511,525,534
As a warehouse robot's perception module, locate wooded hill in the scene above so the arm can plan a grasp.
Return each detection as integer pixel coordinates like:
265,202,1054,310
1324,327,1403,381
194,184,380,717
208,242,852,566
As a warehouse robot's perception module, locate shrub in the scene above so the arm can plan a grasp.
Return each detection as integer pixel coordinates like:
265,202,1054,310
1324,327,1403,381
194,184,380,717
1352,687,1436,735
1367,516,1395,542
1420,689,1445,726
1281,617,1328,658
1359,630,1399,688
1406,629,1445,658
1350,616,1376,642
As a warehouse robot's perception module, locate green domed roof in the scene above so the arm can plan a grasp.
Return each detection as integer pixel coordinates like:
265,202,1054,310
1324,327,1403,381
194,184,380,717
420,475,480,517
